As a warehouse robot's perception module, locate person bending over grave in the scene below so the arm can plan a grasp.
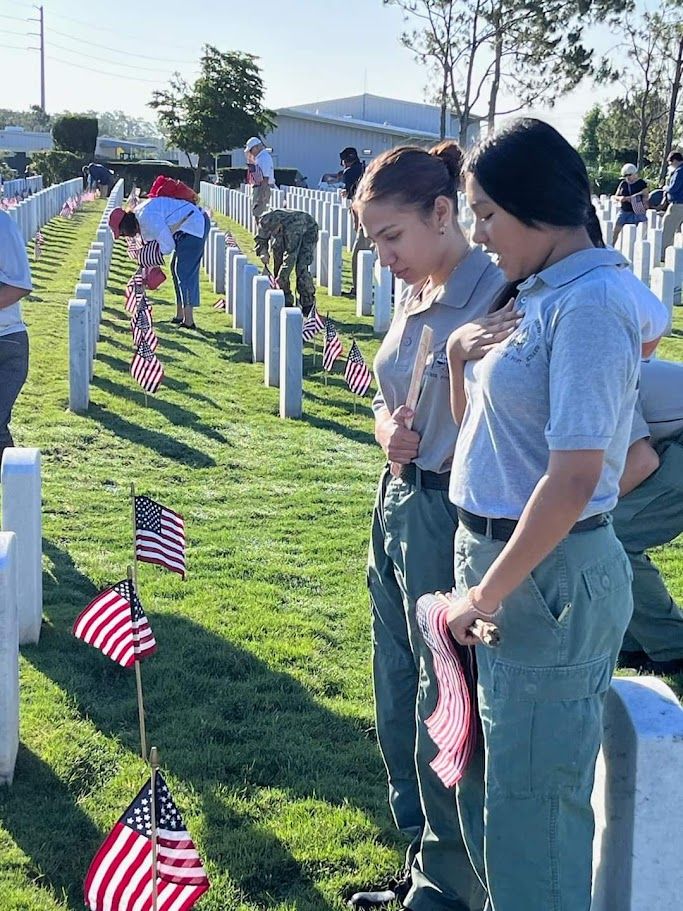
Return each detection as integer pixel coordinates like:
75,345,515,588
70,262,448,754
0,209,31,459
614,357,683,675
254,209,318,316
109,198,210,330
83,162,116,198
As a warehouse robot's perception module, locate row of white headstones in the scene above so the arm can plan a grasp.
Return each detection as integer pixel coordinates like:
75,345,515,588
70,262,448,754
1,180,680,907
198,179,683,909
67,179,125,413
5,176,81,244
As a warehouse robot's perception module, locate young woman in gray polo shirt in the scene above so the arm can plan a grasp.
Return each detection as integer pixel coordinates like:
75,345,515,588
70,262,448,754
445,119,641,911
350,143,510,911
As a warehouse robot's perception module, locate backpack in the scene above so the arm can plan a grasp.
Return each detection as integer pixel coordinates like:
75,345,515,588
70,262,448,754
148,176,198,203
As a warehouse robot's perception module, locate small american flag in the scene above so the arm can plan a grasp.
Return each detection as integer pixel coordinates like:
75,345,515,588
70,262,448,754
302,305,324,341
225,233,240,249
73,579,157,668
83,771,209,911
322,318,343,371
131,339,164,394
131,308,158,352
416,594,476,788
125,276,146,314
344,341,372,396
34,231,44,260
135,495,186,578
138,241,164,267
263,267,279,290
60,200,72,218
125,235,144,262
212,298,226,311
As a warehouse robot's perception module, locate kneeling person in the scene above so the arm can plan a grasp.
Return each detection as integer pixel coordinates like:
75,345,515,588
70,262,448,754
255,210,318,316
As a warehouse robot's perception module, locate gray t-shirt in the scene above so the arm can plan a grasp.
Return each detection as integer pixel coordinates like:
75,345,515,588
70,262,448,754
450,248,641,519
630,358,683,445
372,246,505,474
0,209,31,337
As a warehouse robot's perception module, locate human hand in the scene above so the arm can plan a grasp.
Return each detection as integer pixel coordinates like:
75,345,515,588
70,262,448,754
444,588,501,646
376,405,420,464
260,254,270,265
446,300,521,363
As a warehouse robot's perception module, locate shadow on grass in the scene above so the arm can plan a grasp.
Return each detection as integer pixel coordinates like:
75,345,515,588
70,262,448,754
91,375,228,445
87,401,216,468
10,540,396,911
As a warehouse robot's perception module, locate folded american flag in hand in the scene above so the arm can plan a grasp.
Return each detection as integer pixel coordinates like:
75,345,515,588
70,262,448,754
416,593,477,787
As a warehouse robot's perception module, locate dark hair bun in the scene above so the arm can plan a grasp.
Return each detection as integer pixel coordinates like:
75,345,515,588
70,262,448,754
429,141,464,189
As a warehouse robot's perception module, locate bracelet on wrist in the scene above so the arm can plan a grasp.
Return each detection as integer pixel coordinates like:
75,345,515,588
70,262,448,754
466,587,503,619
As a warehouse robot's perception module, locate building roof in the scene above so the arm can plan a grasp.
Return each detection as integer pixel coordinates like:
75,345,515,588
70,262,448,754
287,93,484,123
274,106,442,140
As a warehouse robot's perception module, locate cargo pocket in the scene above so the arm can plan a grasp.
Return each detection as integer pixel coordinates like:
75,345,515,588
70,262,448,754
485,655,613,798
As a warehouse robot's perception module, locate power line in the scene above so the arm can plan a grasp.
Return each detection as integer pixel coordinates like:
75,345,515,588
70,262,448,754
42,8,199,51
45,54,175,86
0,13,29,21
45,40,188,74
48,26,196,65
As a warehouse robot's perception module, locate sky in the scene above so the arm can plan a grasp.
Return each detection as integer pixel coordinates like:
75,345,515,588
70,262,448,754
0,0,630,144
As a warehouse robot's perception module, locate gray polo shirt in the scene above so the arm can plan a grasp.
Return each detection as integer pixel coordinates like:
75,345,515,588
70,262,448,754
450,248,641,519
630,358,683,445
372,246,504,474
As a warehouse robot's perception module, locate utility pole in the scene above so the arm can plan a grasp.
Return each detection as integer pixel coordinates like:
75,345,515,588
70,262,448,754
29,5,45,112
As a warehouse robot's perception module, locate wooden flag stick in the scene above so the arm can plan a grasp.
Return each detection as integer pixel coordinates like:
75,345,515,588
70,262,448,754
128,565,147,760
149,746,160,911
130,482,139,590
390,325,433,477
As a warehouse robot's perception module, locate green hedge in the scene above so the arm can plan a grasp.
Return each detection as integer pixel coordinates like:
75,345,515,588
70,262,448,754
104,162,201,195
28,150,85,185
218,166,305,188
53,115,98,156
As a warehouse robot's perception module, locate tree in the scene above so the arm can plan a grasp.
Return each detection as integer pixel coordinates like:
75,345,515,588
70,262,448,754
149,46,275,188
578,104,604,166
52,115,98,157
384,0,632,145
0,106,53,131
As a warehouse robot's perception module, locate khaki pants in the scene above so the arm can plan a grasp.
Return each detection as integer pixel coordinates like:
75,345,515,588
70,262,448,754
661,202,683,254
252,183,271,222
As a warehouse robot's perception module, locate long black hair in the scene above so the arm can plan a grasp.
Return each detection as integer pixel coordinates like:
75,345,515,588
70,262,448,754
467,118,604,309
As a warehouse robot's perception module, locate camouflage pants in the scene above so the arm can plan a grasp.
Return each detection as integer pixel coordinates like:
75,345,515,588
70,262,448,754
252,183,271,222
274,228,317,314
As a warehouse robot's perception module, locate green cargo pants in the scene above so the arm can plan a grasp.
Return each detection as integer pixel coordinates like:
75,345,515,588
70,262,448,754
453,522,633,911
368,468,485,911
613,431,683,659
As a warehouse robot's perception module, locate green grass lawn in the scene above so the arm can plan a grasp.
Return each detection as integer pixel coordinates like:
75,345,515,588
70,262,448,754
0,200,681,910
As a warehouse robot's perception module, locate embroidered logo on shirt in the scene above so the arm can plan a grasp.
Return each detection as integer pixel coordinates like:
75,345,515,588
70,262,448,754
501,318,542,366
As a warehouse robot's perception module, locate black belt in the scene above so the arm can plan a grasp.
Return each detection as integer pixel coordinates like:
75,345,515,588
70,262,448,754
457,507,608,542
394,463,450,490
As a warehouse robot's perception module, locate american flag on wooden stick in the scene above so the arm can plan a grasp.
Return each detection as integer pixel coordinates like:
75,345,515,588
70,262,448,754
135,495,186,578
83,771,209,911
302,305,324,341
131,307,158,352
73,579,157,668
138,241,164,267
131,339,164,394
212,298,226,311
125,235,144,262
125,275,146,314
344,341,372,396
416,594,477,788
225,233,240,249
34,231,44,259
322,318,343,371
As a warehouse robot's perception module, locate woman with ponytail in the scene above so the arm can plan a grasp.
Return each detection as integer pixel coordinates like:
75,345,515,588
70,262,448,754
444,119,641,911
350,142,512,911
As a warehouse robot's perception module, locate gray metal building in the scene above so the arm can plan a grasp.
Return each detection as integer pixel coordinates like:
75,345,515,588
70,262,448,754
228,93,482,186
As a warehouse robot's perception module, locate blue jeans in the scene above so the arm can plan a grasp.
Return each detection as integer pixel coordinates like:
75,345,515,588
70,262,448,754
170,213,210,309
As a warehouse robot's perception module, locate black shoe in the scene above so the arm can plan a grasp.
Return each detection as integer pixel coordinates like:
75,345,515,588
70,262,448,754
348,872,411,908
170,316,183,325
340,288,356,298
181,322,198,330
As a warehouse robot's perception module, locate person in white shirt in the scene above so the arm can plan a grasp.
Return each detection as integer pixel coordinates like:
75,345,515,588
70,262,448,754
0,210,31,457
109,198,210,329
245,136,275,222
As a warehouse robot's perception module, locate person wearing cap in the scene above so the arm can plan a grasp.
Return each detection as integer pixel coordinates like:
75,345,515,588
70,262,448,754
339,148,373,298
661,150,683,254
612,163,648,245
245,137,275,222
0,208,32,459
109,198,210,329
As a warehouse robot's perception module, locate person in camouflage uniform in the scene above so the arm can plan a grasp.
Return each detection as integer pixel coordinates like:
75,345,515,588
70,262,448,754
254,209,319,315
